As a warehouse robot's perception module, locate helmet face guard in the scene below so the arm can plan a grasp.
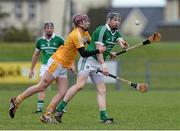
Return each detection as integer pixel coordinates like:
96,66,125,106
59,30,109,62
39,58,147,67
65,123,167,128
44,22,54,29
73,14,90,31
106,12,121,30
106,12,121,22
73,14,89,26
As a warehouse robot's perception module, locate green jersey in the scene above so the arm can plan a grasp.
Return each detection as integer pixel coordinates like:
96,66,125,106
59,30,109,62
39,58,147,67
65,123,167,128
36,34,64,64
87,24,122,61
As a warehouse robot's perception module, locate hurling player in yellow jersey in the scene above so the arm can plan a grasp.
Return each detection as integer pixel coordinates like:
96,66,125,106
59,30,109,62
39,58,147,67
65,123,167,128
9,14,106,123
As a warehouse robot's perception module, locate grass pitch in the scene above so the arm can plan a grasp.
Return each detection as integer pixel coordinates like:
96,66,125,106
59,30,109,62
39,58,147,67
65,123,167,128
1,85,180,130
0,40,180,129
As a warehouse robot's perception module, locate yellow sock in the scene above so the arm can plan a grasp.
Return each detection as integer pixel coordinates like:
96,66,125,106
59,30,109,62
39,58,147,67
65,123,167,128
15,94,25,106
44,104,56,116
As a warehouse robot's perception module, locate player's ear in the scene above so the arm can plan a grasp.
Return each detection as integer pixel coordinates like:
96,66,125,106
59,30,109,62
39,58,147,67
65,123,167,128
106,19,110,24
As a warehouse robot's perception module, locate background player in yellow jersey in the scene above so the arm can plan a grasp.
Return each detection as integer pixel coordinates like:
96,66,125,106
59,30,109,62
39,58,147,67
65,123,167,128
9,14,106,124
29,22,66,113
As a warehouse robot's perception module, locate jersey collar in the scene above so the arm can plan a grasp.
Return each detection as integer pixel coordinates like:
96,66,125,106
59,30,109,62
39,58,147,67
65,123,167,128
42,34,55,41
105,24,118,35
76,27,86,34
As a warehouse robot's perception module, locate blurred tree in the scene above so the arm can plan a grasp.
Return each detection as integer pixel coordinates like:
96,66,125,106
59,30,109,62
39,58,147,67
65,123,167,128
88,7,108,35
0,6,9,19
3,26,33,42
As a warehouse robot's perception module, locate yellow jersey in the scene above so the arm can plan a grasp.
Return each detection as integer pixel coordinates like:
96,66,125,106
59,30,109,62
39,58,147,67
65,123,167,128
52,27,91,68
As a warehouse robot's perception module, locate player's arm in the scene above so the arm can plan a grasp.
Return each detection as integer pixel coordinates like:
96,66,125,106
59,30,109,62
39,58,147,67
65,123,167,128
29,49,40,78
109,38,129,59
96,42,109,76
92,27,108,75
117,38,129,49
75,31,105,57
78,46,105,57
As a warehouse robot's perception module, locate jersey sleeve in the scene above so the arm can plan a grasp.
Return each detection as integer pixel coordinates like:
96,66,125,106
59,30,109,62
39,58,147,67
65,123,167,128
116,32,123,42
57,35,65,46
36,39,41,51
73,31,85,49
94,27,105,46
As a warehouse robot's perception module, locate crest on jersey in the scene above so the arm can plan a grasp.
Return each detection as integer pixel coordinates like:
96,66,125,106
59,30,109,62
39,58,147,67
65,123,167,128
47,42,50,46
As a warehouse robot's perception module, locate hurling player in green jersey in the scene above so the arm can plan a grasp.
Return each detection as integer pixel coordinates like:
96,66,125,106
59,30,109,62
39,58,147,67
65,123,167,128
29,22,68,113
55,12,129,124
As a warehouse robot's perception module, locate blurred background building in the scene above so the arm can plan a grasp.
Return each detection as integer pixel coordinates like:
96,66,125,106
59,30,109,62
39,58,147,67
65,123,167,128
0,0,110,39
0,0,180,41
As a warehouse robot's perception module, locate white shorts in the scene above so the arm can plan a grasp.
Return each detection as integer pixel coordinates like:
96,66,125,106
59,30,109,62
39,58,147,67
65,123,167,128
39,64,48,77
46,58,67,78
77,56,104,84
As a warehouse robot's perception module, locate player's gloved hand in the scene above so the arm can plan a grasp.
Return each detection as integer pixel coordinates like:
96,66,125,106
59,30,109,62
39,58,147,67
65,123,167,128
109,51,117,60
101,63,109,76
29,69,34,79
98,46,106,53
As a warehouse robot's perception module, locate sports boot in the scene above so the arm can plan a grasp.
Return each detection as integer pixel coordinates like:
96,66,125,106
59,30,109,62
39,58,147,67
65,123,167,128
54,111,64,123
100,118,114,124
40,114,57,124
9,97,18,118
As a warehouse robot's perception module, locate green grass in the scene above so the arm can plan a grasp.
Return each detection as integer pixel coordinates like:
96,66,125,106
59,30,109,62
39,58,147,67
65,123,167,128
1,86,180,130
0,42,34,61
1,40,180,129
0,41,180,89
1,41,180,61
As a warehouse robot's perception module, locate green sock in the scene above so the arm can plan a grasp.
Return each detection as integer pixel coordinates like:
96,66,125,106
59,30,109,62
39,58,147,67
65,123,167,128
56,100,67,112
100,110,109,120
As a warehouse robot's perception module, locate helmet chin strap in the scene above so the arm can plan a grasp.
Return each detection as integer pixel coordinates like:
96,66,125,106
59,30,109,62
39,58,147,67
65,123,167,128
78,25,88,31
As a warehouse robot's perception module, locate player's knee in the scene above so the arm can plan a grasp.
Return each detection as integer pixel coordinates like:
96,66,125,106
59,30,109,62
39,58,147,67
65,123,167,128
37,79,50,91
37,85,46,92
43,78,51,86
97,87,106,94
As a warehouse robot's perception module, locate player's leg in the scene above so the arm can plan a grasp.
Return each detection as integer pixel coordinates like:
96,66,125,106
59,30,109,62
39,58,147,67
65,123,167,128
9,70,55,118
35,90,45,113
55,70,89,123
40,61,68,124
42,75,68,115
91,72,113,124
40,77,68,124
35,65,47,113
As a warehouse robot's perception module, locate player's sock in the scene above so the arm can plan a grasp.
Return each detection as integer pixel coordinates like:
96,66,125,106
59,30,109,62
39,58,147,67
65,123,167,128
100,110,109,120
56,100,67,112
45,103,55,114
37,100,44,111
